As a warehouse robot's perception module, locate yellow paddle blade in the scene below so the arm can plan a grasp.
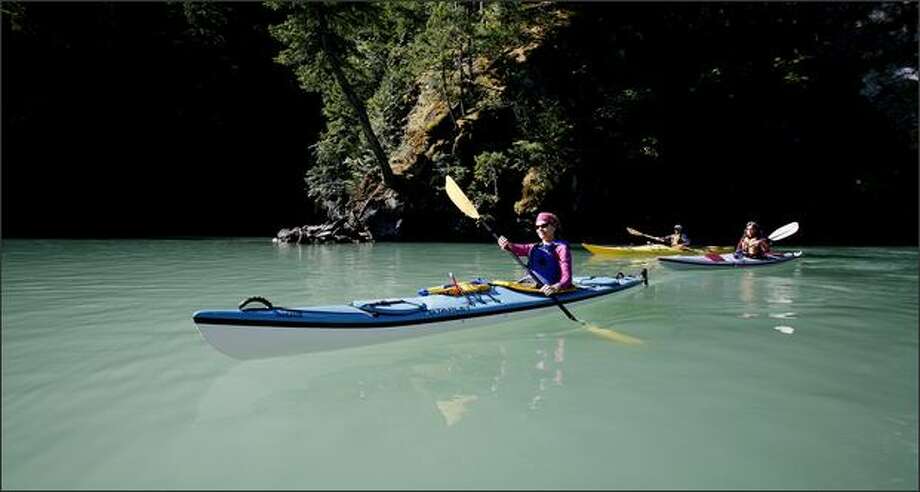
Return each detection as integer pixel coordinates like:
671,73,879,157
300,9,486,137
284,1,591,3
445,176,480,220
554,324,644,346
435,394,478,427
584,324,644,346
626,227,643,236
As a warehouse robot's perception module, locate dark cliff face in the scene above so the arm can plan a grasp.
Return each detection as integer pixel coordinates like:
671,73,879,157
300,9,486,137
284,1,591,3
363,3,918,246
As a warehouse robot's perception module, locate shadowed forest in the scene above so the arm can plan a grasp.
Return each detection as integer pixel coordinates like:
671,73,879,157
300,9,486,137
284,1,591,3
2,2,917,245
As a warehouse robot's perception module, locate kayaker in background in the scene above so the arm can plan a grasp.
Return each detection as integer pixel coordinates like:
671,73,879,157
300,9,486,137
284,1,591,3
653,224,691,248
497,212,572,296
735,221,772,258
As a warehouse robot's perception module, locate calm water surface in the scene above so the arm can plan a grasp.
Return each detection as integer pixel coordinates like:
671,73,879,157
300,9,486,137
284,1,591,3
2,239,917,490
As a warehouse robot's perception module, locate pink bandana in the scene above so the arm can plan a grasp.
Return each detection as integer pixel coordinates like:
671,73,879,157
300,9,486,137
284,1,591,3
535,212,559,227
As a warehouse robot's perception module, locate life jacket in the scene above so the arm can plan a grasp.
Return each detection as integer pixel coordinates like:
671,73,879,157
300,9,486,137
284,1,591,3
738,236,770,258
527,240,568,286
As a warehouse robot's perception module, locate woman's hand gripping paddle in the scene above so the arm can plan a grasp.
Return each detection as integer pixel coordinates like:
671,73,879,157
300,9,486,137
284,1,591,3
445,176,643,345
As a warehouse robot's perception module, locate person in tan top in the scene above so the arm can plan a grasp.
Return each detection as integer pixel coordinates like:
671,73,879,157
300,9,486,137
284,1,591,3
656,224,690,248
735,221,772,258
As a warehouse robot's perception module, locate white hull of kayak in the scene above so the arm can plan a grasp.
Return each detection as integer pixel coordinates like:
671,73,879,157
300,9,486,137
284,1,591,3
658,251,803,269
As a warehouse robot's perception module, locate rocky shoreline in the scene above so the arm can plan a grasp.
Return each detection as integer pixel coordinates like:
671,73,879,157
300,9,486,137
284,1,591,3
272,217,374,244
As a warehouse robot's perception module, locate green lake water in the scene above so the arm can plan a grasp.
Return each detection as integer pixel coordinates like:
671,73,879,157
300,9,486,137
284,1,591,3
1,239,917,490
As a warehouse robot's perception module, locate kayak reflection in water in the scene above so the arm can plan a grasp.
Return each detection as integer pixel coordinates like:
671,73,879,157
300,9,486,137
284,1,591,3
496,211,572,297
735,221,773,258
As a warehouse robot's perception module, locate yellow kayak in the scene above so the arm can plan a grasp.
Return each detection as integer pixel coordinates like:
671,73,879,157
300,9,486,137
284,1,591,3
581,243,734,257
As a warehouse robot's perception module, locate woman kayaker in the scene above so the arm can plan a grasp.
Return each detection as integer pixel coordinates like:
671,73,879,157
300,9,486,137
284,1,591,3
735,221,772,258
497,212,572,296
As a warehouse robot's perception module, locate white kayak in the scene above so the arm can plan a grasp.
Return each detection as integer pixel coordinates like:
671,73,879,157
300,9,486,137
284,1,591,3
658,251,803,269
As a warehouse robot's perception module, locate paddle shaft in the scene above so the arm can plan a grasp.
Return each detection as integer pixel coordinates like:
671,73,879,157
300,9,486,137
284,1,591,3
628,227,667,244
479,220,580,323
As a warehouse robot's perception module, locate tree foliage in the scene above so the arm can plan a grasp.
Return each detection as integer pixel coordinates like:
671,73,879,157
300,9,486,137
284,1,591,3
266,1,541,215
266,1,916,241
268,1,409,193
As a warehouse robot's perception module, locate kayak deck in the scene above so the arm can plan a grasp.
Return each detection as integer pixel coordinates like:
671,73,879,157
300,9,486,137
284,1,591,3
582,243,734,257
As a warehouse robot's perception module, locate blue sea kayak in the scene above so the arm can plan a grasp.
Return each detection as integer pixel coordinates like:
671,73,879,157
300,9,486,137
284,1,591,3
658,251,803,269
193,271,648,359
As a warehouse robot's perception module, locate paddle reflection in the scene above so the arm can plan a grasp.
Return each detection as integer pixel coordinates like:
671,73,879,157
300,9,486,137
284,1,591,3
527,337,567,411
430,334,570,423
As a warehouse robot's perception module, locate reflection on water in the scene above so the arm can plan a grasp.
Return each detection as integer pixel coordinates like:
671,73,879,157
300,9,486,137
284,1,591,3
739,270,756,305
528,337,566,411
774,326,795,335
424,335,570,425
585,254,653,271
436,395,479,426
682,264,805,335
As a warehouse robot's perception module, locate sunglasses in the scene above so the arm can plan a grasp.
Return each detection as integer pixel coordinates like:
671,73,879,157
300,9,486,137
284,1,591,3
535,223,553,230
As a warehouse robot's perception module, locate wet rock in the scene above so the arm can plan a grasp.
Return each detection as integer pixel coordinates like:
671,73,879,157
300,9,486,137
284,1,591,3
273,217,373,245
